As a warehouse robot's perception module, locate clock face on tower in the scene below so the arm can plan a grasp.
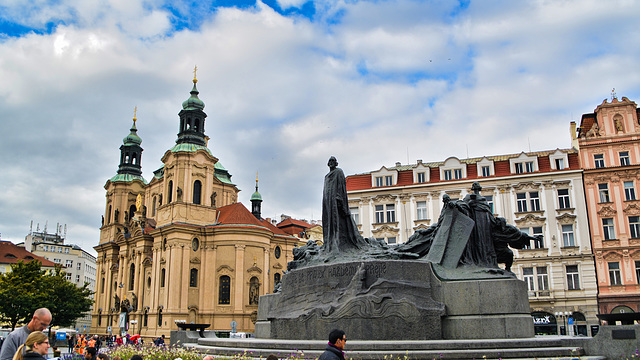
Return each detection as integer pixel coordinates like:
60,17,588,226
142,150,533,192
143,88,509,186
274,246,281,259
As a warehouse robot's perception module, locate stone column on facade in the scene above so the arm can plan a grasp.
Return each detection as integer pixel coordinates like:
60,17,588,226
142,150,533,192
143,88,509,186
263,247,270,294
164,245,172,313
181,243,189,309
234,244,246,313
168,243,184,311
398,194,412,244
150,247,159,312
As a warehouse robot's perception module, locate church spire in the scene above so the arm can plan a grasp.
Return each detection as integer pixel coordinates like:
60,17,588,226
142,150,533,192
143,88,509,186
251,172,263,220
117,107,143,176
177,66,207,146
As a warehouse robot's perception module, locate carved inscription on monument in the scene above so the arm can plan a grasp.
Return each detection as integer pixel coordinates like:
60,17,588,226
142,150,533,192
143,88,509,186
287,263,387,283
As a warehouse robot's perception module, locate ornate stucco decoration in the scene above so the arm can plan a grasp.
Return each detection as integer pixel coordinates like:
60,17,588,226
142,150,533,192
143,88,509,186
348,199,361,206
444,190,461,198
428,191,442,198
413,223,431,231
216,265,235,273
372,194,397,204
371,224,400,236
413,193,430,201
623,203,640,215
602,251,622,261
190,257,201,264
272,263,283,269
159,257,166,264
552,180,571,187
597,205,617,217
556,213,577,225
512,182,541,191
142,257,152,267
514,213,546,226
247,265,262,274
497,184,511,192
110,262,119,272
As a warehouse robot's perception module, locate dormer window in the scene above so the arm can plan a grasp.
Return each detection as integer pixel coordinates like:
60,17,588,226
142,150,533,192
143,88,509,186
375,176,383,187
515,162,534,174
371,167,397,187
385,175,393,186
416,172,426,183
481,166,491,177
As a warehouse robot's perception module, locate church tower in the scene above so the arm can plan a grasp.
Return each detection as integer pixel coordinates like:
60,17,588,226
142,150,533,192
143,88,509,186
118,110,143,176
251,173,262,220
176,66,207,146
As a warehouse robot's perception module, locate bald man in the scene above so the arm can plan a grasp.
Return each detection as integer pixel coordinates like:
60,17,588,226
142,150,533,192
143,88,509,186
0,308,51,360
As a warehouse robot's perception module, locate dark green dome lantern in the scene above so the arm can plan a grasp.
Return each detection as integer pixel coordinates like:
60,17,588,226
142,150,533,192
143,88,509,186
251,172,262,220
176,66,208,146
117,108,143,177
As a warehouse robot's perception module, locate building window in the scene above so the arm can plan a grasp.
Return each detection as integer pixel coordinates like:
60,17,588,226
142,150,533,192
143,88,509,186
523,267,534,291
143,309,148,327
158,309,162,327
375,205,384,223
274,273,281,286
482,166,491,177
77,262,82,270
444,170,452,181
485,195,494,213
350,207,359,225
386,204,396,223
516,192,539,212
65,260,73,268
608,262,622,286
76,275,80,283
624,181,636,201
129,263,135,291
193,180,202,205
385,175,393,186
620,151,630,166
417,172,426,183
635,261,640,284
219,275,231,304
454,169,463,179
522,226,545,248
566,265,580,290
190,268,198,287
558,189,571,209
515,161,534,174
168,180,173,203
375,176,383,187
160,268,166,287
555,158,565,170
603,218,615,240
387,237,396,245
152,196,157,216
598,183,610,203
416,201,428,220
536,266,549,291
594,154,605,168
630,216,640,238
562,224,575,247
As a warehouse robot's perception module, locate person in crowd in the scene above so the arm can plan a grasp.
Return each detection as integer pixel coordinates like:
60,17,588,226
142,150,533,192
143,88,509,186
0,309,51,360
84,347,96,360
52,346,61,358
11,331,49,360
67,335,74,353
318,329,346,360
129,355,143,360
97,354,109,360
203,356,215,360
266,355,278,360
111,357,121,360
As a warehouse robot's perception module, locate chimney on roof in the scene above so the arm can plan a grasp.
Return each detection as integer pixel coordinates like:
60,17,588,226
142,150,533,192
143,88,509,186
570,121,579,150
395,162,401,167
417,159,423,165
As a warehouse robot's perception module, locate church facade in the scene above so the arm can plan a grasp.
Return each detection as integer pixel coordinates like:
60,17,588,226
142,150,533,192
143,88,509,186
91,76,302,338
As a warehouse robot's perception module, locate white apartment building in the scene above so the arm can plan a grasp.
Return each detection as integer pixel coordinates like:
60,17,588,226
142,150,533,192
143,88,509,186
345,149,599,336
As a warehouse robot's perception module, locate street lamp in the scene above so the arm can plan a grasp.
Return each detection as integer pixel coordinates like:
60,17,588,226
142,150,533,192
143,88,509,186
555,311,569,335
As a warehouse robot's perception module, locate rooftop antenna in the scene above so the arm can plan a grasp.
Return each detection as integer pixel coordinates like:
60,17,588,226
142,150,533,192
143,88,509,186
56,222,60,235
30,220,33,235
44,221,48,234
528,137,531,152
64,224,67,240
466,144,469,159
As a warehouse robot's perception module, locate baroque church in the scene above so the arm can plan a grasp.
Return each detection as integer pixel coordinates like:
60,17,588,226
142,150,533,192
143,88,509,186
91,74,302,338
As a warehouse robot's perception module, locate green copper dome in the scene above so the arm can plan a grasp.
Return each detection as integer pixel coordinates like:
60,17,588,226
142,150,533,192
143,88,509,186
182,82,205,111
123,121,142,146
250,190,262,201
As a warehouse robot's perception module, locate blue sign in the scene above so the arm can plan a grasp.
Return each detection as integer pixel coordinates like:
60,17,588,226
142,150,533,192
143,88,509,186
568,317,574,325
56,332,66,341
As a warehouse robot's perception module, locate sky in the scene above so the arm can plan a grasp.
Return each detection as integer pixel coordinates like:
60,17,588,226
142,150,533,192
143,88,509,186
1,0,640,255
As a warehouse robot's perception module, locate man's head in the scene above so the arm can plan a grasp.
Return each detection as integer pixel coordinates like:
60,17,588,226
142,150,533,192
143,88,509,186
85,347,97,360
203,356,215,360
28,308,52,332
328,329,346,350
327,156,338,170
471,181,482,193
97,353,109,360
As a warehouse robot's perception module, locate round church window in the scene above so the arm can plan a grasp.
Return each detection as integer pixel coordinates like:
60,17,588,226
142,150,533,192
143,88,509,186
192,238,200,251
274,246,281,259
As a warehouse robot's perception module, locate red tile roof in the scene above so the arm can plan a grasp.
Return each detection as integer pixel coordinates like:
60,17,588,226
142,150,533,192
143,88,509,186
346,174,371,191
397,171,413,186
578,113,596,138
216,203,265,227
0,241,57,267
260,219,290,237
277,218,311,229
538,156,551,172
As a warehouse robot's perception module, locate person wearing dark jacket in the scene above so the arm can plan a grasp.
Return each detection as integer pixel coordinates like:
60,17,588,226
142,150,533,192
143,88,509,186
11,331,49,360
318,329,346,360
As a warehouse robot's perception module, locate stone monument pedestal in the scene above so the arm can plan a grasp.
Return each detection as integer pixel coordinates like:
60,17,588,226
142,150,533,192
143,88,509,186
256,260,534,340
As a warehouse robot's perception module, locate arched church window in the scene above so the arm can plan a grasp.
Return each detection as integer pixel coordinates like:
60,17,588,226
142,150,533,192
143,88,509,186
129,263,135,291
132,153,137,165
274,273,281,285
190,268,198,287
249,277,260,305
129,204,136,219
219,275,230,304
168,181,173,203
160,268,166,287
152,197,157,216
108,205,112,223
193,180,202,205
158,309,163,327
143,308,148,327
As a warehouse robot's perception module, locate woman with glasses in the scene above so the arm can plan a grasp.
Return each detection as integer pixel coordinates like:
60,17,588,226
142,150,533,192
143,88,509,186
12,331,49,360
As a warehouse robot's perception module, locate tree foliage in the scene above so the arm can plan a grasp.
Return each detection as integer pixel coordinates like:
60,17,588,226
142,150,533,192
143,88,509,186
0,261,94,330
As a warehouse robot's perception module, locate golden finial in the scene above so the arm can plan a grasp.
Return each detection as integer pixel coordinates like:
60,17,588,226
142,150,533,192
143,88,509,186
193,65,198,84
256,171,259,182
133,106,137,124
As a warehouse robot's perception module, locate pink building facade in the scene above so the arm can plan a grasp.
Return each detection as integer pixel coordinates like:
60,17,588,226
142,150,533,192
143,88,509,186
577,95,640,320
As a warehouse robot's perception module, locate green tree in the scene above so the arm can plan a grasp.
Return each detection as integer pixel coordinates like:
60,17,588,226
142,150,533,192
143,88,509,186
0,261,49,330
43,266,94,329
0,261,94,331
